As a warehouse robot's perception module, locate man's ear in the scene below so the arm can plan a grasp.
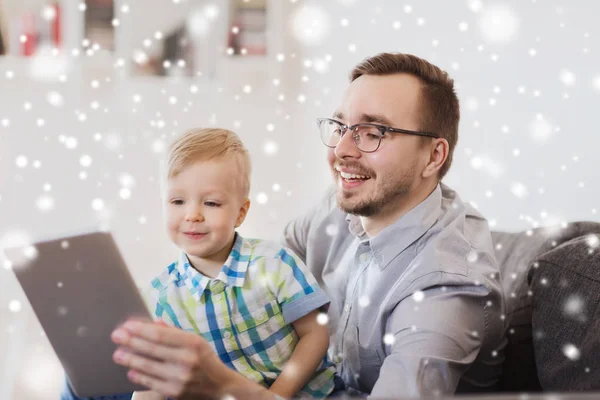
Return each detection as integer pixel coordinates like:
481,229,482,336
422,138,449,179
235,198,251,228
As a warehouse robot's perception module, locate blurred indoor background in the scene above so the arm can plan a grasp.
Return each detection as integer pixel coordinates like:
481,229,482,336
1,0,599,398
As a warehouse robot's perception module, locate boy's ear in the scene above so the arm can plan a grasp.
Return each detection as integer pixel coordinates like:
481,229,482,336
235,198,251,227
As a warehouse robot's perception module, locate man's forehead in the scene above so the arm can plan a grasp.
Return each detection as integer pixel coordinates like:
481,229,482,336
335,73,422,125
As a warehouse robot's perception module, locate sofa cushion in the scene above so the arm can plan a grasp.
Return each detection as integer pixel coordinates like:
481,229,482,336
528,233,600,391
491,221,600,391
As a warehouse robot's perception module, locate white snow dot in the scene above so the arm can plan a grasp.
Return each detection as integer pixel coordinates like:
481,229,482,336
46,91,64,107
564,295,584,316
61,241,69,249
272,183,281,192
243,85,252,94
255,192,268,205
348,44,356,53
392,21,401,29
478,4,519,44
263,140,279,155
80,154,92,167
465,97,479,112
459,22,469,32
153,139,166,153
412,291,425,302
65,137,78,149
468,0,483,12
511,182,528,198
119,188,132,200
91,198,105,211
8,300,22,313
592,76,600,92
467,250,479,263
560,69,576,87
316,313,329,325
36,195,55,212
563,344,580,361
358,295,370,307
24,246,38,260
16,156,28,168
325,224,339,236
383,333,395,345
586,235,599,248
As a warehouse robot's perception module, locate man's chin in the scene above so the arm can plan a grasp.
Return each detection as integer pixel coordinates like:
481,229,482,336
336,194,379,217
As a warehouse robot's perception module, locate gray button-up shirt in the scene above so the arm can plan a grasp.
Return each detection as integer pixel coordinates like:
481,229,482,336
283,184,507,397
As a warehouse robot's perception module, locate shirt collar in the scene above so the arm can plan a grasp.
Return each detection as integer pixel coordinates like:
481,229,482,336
172,233,251,298
346,184,443,271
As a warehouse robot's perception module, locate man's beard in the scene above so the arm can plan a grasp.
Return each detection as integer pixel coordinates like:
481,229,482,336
336,172,415,217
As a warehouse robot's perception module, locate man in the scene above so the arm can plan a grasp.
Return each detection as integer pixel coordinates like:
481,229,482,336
109,52,506,399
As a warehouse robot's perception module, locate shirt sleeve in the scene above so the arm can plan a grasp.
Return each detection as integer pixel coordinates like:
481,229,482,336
370,286,489,398
273,247,331,325
282,185,336,263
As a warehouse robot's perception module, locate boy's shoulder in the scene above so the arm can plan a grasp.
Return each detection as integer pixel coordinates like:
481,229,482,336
240,236,300,261
146,260,180,290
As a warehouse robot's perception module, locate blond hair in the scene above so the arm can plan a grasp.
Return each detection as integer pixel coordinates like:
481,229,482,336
350,52,459,180
165,128,251,197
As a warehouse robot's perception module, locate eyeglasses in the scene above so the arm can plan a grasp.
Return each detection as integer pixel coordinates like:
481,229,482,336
316,118,439,153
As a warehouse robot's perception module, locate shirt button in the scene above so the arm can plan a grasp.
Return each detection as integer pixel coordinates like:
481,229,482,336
359,253,368,262
214,294,223,301
224,331,231,339
344,304,351,313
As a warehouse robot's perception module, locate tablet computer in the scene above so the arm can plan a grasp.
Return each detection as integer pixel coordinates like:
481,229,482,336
3,230,152,397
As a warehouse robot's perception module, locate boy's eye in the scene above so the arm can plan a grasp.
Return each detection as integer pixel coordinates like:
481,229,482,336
205,201,220,207
171,199,184,205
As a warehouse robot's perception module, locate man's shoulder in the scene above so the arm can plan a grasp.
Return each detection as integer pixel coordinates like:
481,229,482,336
413,185,499,281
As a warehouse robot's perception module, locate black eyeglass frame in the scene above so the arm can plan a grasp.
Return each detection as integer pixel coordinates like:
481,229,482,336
316,117,439,153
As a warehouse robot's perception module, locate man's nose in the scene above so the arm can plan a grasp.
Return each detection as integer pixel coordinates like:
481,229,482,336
334,128,361,159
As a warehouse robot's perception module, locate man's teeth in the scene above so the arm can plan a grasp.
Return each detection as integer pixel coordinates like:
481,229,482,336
340,171,369,180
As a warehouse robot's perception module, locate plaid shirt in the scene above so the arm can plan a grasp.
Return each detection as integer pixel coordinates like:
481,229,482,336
144,233,336,398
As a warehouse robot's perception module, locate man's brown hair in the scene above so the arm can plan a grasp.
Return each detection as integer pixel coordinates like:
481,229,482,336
350,52,459,180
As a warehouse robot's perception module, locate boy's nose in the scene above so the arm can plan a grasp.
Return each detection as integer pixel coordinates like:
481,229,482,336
185,206,204,222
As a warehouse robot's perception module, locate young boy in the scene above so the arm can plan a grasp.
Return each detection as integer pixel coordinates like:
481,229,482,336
134,128,335,399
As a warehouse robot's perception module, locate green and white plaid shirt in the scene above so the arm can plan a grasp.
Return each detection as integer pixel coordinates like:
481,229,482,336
144,233,336,398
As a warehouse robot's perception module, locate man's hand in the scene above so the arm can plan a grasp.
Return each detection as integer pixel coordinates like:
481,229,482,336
111,320,270,400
